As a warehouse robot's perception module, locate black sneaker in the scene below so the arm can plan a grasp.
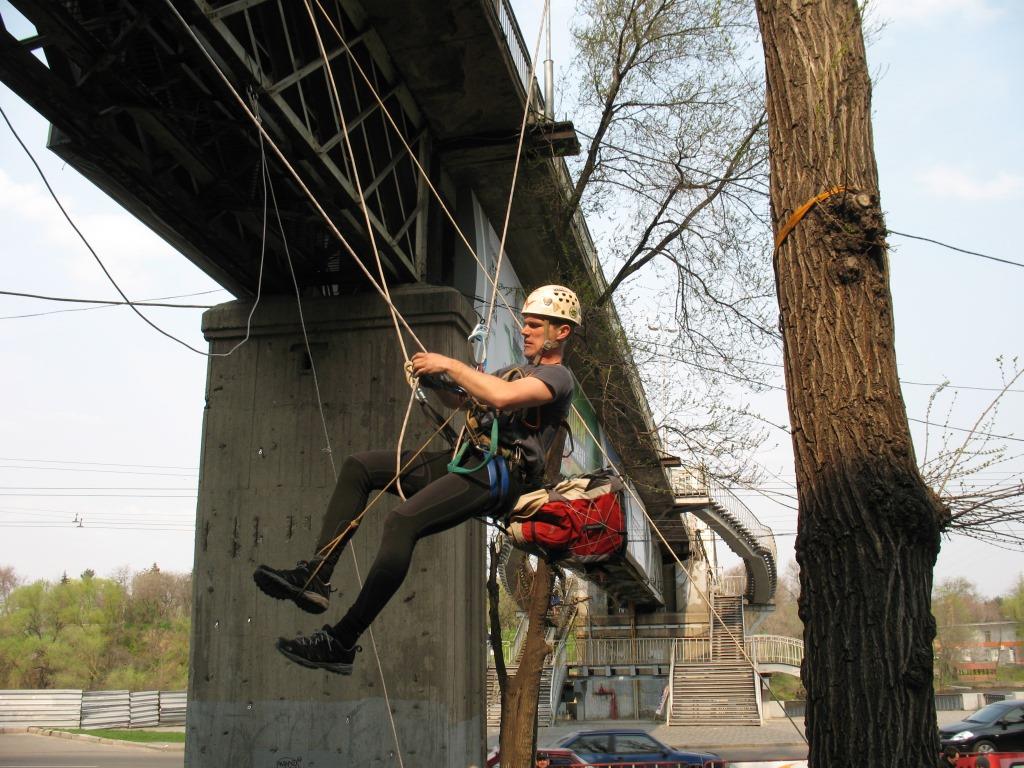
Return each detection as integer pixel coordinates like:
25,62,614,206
276,626,360,675
253,561,330,614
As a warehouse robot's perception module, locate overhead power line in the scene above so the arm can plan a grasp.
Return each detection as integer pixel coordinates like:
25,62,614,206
908,417,1023,443
888,229,1024,270
0,464,197,477
0,288,220,320
0,457,199,470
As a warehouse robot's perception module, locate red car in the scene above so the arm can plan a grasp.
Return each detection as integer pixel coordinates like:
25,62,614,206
486,747,592,766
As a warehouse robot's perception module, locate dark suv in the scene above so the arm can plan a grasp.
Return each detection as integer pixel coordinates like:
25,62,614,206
940,700,1024,754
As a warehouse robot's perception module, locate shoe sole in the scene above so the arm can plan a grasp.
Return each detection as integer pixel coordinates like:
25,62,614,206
276,640,353,675
253,566,329,615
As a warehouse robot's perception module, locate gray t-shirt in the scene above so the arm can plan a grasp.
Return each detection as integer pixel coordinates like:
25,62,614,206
489,363,575,485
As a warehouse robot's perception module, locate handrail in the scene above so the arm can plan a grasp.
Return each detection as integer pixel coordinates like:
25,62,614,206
665,640,676,724
670,466,777,566
548,628,571,724
507,613,529,664
488,0,546,110
557,635,801,669
745,634,804,668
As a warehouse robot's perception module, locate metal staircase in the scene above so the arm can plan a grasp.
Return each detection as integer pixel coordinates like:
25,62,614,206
667,594,761,726
671,467,777,606
485,665,554,728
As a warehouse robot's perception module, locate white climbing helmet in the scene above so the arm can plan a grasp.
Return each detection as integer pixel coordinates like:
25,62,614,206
521,285,582,328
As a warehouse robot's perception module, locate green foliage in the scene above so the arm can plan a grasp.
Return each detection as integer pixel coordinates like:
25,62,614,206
764,673,804,702
63,728,185,743
0,566,190,690
753,560,803,639
1004,574,1024,627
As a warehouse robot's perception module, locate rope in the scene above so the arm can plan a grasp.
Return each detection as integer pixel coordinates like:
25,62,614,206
300,0,419,501
566,413,808,744
773,186,847,253
310,0,522,325
0,101,267,359
309,409,460,572
161,0,428,354
481,0,549,336
168,0,797,744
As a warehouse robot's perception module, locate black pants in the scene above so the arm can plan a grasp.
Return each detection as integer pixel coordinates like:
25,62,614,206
313,448,527,644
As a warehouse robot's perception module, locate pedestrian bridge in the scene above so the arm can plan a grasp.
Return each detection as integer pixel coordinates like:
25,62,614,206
671,467,778,606
560,634,803,677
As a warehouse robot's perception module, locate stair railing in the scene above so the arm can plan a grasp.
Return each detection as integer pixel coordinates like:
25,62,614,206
666,639,677,724
507,613,529,664
547,627,572,725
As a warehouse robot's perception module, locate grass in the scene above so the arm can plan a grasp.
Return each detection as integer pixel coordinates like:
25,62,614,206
62,728,185,743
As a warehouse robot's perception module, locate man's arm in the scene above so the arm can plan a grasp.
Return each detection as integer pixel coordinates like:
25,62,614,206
410,352,554,410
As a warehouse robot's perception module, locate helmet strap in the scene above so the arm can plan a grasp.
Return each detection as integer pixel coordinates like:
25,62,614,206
532,319,559,365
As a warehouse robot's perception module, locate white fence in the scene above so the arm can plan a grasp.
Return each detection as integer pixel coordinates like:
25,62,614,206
0,689,185,729
0,690,82,728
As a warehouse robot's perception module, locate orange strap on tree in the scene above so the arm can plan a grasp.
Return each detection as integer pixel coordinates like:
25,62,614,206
773,186,847,253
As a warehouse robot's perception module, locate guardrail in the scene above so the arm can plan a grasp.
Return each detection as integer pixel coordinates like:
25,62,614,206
490,0,545,108
562,635,803,669
715,574,747,597
746,634,804,668
507,613,529,664
565,638,680,666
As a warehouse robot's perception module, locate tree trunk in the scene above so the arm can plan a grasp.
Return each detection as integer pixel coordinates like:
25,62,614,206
753,1,947,765
498,428,567,768
499,559,554,768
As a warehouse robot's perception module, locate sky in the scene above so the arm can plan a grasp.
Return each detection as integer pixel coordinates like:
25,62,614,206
0,1,1021,599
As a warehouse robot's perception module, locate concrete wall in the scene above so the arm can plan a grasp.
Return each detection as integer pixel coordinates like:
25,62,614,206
186,287,486,768
563,677,668,722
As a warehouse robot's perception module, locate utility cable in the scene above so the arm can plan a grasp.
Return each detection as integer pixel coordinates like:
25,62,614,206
0,101,267,358
888,229,1024,270
0,288,216,308
0,99,270,358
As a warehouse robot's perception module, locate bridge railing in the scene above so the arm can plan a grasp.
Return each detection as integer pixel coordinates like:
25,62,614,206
564,638,682,666
746,634,804,668
670,466,778,566
560,635,803,668
489,0,546,108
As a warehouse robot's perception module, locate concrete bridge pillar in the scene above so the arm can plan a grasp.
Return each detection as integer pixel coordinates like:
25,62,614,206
185,286,485,768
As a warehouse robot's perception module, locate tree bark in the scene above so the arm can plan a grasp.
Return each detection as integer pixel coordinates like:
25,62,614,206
753,1,947,765
498,428,567,768
499,559,554,768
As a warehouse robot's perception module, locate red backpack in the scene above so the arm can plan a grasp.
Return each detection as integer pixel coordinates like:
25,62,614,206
506,470,627,565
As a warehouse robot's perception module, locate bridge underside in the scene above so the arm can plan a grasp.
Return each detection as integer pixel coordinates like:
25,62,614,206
1,0,686,593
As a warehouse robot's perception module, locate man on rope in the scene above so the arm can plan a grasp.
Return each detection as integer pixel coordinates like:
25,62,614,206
253,285,581,674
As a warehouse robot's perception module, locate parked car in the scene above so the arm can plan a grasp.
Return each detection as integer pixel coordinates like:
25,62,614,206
486,746,592,767
940,700,1024,754
554,729,725,767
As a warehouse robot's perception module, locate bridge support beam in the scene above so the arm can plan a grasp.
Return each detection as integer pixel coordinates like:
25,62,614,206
186,286,484,768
